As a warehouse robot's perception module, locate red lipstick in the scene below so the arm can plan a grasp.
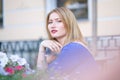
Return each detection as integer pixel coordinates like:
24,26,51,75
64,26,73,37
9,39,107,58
51,30,57,34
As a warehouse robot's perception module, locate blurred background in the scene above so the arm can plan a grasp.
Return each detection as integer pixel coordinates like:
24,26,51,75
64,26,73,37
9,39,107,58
0,0,120,75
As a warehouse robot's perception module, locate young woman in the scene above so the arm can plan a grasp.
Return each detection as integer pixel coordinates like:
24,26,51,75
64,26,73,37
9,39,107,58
37,7,99,80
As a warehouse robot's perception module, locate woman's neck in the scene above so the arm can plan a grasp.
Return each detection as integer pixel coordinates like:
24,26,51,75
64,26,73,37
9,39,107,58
56,37,66,46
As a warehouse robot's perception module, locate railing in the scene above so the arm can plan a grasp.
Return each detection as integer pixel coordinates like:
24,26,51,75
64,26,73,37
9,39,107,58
0,35,120,69
0,39,43,69
85,35,120,70
85,35,120,57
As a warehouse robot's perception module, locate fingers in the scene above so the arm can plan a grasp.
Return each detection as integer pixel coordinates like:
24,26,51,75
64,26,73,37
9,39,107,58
53,40,62,48
51,41,62,53
49,41,62,53
40,40,62,53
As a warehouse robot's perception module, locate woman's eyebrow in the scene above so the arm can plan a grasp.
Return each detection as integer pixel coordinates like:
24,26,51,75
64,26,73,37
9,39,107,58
55,17,61,20
49,17,61,21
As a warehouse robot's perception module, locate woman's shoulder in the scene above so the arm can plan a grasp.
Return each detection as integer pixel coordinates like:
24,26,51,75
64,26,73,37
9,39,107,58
61,41,92,56
63,41,89,50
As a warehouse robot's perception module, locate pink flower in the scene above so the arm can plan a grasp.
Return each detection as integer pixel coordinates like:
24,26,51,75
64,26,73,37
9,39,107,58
14,66,23,71
5,67,15,75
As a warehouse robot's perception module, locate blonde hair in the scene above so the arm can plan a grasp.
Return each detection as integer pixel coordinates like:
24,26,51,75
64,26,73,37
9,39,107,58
46,7,86,45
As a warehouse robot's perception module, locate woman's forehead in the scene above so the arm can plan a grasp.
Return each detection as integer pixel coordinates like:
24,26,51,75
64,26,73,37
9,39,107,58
49,12,62,20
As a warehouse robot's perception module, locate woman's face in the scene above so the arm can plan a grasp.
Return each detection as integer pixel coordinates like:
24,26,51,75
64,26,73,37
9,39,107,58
48,12,67,40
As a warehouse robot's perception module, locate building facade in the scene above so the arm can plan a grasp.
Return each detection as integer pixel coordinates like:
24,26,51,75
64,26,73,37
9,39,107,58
0,0,120,70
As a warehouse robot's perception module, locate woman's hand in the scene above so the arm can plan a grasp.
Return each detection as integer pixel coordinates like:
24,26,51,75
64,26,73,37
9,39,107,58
37,40,62,69
40,40,62,53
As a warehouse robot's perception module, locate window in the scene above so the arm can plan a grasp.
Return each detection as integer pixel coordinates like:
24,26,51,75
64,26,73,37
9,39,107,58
0,0,3,27
57,0,88,20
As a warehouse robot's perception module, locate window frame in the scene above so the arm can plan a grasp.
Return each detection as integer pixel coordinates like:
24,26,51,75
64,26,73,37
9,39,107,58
0,0,3,27
46,0,92,21
57,0,88,20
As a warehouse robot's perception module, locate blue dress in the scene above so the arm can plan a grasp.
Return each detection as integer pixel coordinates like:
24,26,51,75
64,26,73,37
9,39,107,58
48,42,99,79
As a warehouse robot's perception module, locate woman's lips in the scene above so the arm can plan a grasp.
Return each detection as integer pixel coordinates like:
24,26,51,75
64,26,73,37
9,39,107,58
51,30,57,34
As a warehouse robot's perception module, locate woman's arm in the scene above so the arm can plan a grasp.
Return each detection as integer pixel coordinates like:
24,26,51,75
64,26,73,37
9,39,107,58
37,40,62,69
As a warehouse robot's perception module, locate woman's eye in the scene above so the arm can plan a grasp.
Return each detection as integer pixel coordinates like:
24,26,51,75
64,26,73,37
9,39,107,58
57,20,62,22
48,22,52,24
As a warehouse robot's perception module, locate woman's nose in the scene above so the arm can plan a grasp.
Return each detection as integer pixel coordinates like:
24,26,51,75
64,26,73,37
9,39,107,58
51,22,56,28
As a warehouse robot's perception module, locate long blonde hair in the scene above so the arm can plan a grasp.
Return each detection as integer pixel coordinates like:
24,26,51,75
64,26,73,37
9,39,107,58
46,7,86,45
